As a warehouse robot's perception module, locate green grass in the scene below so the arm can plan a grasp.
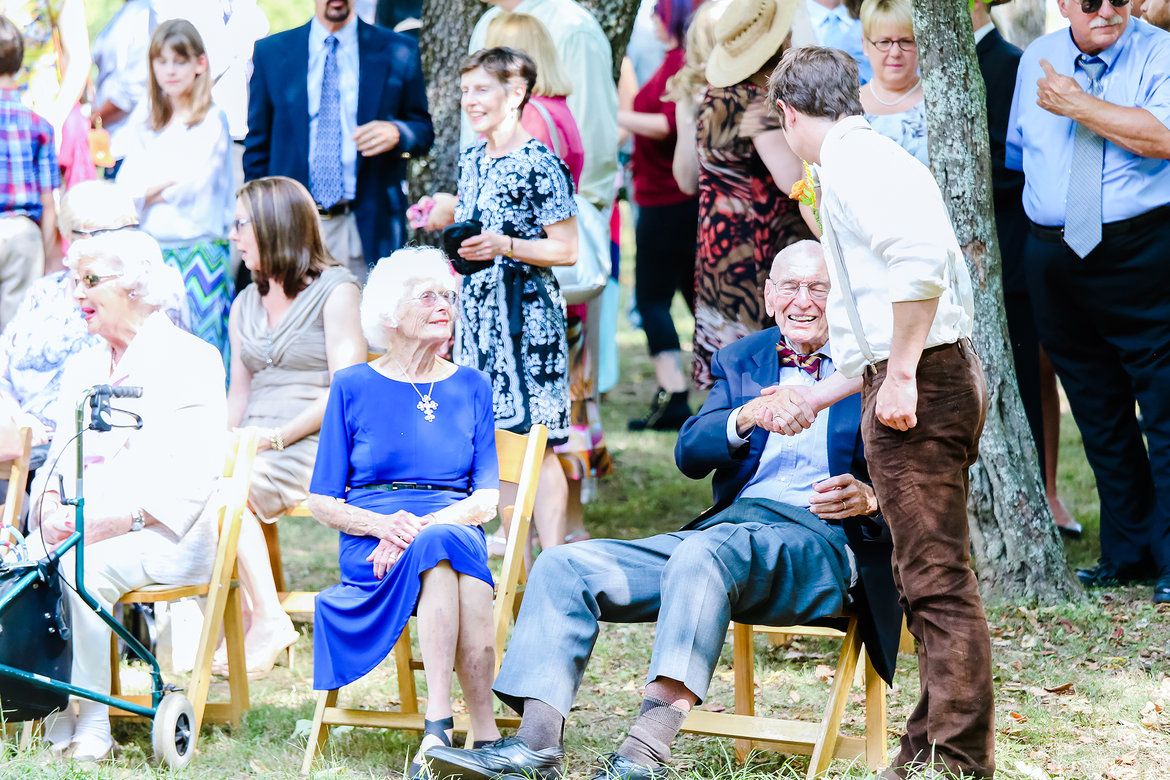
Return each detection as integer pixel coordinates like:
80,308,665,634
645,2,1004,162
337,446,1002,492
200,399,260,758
3,212,1168,777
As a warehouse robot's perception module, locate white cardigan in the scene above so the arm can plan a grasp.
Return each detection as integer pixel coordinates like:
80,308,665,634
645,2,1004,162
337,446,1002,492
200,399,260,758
32,312,228,585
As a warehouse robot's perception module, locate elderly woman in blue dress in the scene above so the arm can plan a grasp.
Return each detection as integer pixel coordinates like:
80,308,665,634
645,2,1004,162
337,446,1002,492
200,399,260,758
859,0,928,165
307,248,503,778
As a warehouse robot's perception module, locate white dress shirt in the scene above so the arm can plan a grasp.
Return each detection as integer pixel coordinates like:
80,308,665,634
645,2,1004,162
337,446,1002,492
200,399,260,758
815,116,974,378
116,104,236,246
466,0,619,208
308,15,360,202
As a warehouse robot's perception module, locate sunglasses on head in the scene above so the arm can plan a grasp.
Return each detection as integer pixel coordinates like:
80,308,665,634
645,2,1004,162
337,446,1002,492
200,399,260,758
1079,0,1127,13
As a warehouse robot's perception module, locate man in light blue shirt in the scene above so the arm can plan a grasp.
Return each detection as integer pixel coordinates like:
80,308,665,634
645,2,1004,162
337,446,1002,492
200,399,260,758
793,0,873,83
1006,2,1170,604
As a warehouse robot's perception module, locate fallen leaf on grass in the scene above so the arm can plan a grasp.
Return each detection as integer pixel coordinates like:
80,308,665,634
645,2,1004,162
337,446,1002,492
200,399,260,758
1008,711,1028,723
789,690,801,704
1043,682,1075,694
813,664,835,682
1140,701,1160,728
1115,749,1138,765
1012,760,1049,780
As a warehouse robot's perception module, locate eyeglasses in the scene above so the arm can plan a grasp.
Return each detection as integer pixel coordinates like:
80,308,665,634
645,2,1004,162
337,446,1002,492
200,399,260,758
74,272,123,290
868,38,917,52
411,290,458,307
770,280,830,300
232,217,252,232
72,224,137,238
1079,0,1127,13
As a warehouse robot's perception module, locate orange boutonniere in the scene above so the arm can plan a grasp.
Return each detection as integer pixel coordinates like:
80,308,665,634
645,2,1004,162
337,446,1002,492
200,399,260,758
788,160,821,232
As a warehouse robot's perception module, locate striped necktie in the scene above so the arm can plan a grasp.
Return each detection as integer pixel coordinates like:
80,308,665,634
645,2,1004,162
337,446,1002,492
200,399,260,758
311,35,344,209
1063,55,1107,259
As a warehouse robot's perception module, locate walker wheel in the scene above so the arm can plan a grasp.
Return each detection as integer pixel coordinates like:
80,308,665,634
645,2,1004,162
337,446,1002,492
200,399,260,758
151,692,195,769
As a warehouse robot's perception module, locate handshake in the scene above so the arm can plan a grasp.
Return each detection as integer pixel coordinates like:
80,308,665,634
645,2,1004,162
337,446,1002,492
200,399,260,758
736,385,819,438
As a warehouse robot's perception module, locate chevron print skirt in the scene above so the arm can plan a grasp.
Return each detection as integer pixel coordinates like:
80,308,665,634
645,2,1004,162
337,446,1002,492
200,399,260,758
162,240,233,371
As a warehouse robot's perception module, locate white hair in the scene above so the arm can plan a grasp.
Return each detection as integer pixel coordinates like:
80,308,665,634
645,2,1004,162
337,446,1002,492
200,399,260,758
770,240,826,278
65,230,187,313
58,180,139,236
361,247,458,350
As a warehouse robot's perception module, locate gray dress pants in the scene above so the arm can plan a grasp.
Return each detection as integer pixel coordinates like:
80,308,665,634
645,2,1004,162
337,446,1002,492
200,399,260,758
493,498,852,717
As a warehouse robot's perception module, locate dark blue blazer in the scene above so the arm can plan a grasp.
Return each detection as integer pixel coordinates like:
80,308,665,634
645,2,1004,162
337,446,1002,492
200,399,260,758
244,19,434,263
674,327,902,683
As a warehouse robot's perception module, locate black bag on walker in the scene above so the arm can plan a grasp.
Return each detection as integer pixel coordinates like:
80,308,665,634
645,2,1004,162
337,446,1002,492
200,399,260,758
0,557,72,720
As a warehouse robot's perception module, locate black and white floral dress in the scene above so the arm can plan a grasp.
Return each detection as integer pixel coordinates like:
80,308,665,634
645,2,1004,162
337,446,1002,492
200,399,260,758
453,138,576,444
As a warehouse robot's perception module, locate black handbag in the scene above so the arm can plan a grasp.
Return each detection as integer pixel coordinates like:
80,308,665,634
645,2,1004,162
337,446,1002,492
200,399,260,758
0,558,72,720
442,219,493,275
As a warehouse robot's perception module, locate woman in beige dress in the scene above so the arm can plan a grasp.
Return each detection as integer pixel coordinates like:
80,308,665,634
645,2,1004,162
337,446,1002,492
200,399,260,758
218,176,366,676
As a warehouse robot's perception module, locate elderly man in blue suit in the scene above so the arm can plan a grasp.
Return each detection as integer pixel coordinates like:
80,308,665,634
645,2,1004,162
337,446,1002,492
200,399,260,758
426,240,902,780
244,0,433,280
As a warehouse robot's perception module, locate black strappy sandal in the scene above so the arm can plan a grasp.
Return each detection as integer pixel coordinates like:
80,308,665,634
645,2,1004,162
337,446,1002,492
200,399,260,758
407,716,454,779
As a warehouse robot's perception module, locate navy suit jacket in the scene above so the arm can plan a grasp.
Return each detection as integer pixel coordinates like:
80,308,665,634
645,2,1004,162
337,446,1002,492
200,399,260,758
675,327,902,683
244,19,434,263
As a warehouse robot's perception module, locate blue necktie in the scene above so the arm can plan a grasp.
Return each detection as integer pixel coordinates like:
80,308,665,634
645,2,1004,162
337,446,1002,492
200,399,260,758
311,35,344,209
1063,56,1107,259
820,10,851,52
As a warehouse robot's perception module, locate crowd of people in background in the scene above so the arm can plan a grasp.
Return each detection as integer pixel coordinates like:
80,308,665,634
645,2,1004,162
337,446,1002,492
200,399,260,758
0,0,1168,776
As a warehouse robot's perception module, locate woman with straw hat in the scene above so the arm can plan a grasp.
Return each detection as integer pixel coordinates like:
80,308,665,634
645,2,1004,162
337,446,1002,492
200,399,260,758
692,0,813,389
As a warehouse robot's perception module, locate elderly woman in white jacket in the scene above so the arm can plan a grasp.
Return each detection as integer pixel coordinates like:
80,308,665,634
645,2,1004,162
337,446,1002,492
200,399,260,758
30,229,227,762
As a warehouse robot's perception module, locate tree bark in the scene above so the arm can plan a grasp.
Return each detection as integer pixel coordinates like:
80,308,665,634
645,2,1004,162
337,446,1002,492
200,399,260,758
991,0,1047,51
913,0,1082,603
414,0,640,198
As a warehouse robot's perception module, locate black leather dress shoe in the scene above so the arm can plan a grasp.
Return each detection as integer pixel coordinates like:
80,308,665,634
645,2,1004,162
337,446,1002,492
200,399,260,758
425,737,564,780
1154,573,1170,605
587,753,670,780
1076,559,1151,587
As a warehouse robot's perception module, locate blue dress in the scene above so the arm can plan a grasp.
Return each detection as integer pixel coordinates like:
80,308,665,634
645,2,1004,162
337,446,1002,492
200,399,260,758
309,363,500,690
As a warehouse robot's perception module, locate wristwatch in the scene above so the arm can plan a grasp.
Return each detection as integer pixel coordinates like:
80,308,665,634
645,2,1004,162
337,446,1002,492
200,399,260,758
130,508,146,532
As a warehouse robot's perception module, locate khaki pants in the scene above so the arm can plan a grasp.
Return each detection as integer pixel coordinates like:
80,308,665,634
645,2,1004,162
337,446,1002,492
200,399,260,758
0,215,44,331
318,212,366,284
861,339,994,780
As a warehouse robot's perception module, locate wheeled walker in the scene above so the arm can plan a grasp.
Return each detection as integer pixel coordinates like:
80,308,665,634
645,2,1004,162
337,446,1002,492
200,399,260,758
0,384,196,768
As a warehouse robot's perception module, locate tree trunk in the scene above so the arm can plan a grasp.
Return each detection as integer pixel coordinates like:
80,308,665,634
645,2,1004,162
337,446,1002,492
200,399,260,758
991,0,1047,51
913,0,1081,603
413,0,485,198
414,0,640,198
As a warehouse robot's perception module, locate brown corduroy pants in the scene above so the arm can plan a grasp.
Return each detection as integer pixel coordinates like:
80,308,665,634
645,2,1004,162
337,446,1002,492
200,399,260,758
861,339,995,780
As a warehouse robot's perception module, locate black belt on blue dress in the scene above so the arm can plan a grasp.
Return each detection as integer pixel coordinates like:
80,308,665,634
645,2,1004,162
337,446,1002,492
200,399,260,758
352,481,471,494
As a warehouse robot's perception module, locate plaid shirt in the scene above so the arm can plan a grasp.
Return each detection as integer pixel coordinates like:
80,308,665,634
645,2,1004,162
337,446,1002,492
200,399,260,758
0,87,60,221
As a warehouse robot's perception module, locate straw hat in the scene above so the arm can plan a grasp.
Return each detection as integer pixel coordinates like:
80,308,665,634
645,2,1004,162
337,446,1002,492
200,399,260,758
706,0,798,88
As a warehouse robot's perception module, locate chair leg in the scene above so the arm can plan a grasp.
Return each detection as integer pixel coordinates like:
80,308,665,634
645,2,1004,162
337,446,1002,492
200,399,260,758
224,585,250,724
806,621,862,780
19,720,35,751
732,622,755,762
863,652,887,770
262,520,285,594
393,630,419,714
109,635,121,696
301,688,338,775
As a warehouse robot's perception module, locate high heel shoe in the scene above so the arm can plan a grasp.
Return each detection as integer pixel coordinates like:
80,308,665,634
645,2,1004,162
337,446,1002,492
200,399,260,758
214,624,300,679
407,716,454,779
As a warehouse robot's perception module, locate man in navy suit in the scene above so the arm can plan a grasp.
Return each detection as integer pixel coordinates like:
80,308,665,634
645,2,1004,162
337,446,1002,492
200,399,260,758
426,241,901,780
244,0,433,280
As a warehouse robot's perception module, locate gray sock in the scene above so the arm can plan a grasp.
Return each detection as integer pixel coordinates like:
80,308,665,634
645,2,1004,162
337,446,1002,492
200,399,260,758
515,698,564,751
616,696,687,767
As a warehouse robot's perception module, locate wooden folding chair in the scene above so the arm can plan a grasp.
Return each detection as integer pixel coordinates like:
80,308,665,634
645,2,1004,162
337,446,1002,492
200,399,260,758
300,424,548,775
108,428,260,744
680,614,888,779
0,427,32,533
